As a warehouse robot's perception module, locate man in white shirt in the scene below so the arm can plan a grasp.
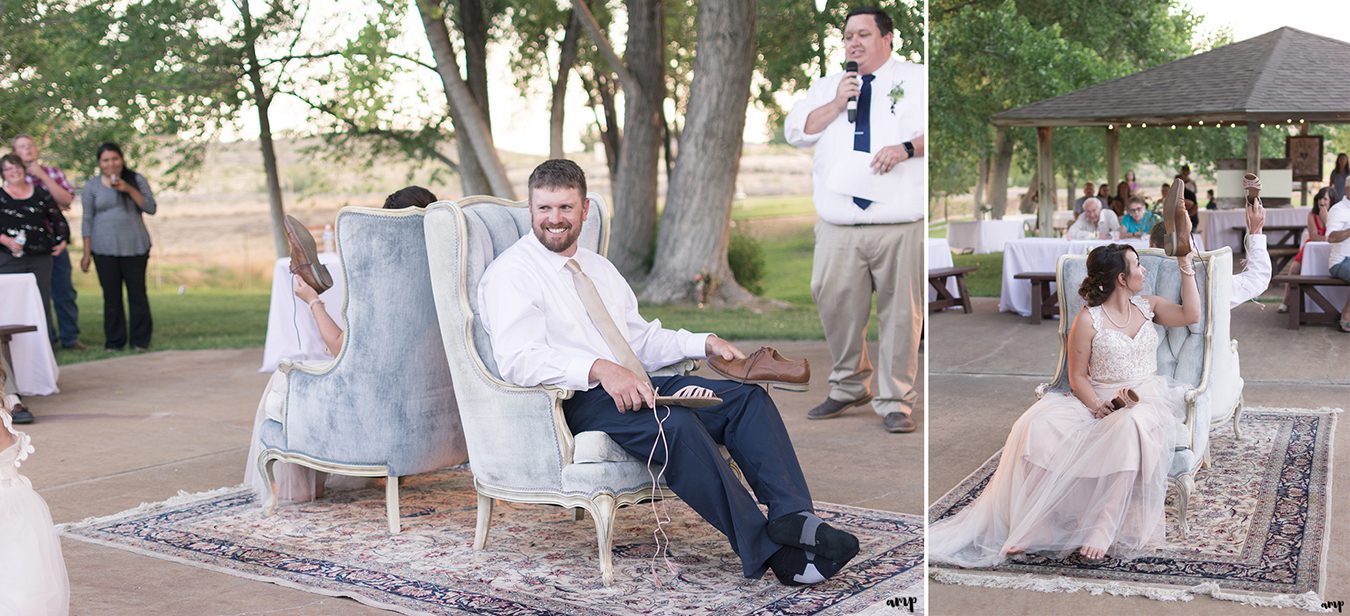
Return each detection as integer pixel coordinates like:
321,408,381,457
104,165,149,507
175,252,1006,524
784,7,924,434
1325,194,1350,330
478,160,860,586
1066,198,1121,240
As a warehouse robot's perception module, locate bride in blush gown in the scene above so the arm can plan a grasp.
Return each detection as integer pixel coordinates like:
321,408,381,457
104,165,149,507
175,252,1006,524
0,366,69,615
930,243,1200,567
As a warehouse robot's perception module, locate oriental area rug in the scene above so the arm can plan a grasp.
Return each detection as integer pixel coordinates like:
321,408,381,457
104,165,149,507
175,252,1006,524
61,467,923,615
928,407,1339,612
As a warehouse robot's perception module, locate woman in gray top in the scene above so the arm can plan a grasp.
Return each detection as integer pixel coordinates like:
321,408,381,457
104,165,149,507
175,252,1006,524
80,143,157,351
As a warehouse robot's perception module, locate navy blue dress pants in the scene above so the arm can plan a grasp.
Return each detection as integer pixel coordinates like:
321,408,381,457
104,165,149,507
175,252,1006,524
563,374,814,578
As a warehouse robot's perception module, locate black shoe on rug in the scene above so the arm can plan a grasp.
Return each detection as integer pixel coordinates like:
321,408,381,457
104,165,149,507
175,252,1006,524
10,402,34,424
767,511,860,563
766,546,845,586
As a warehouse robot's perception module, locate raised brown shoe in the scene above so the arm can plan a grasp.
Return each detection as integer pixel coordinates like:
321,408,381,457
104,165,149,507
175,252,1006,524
708,347,810,391
1162,178,1191,257
284,215,333,294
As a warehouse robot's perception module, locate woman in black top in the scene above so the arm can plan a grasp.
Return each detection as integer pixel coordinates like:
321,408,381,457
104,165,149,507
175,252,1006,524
0,153,69,424
1,152,70,318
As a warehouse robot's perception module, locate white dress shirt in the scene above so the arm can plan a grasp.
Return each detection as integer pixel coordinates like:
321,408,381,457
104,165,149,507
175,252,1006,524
477,232,710,392
1327,199,1350,269
784,57,926,225
1231,234,1269,308
1066,210,1122,239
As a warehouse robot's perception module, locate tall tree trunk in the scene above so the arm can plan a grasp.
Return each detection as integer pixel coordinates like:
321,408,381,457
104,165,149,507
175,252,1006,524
572,0,664,279
640,0,756,305
239,0,287,258
454,0,492,195
416,0,513,198
550,9,581,160
990,126,1012,219
580,70,621,179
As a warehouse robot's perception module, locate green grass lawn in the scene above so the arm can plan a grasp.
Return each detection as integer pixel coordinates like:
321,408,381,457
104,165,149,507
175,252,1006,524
951,252,1004,297
48,211,883,365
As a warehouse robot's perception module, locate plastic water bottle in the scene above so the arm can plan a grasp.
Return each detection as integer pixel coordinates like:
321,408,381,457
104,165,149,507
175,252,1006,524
10,230,25,257
322,224,334,253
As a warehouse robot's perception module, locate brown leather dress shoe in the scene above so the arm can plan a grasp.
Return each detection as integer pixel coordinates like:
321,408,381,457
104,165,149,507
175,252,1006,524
284,215,333,294
1162,178,1191,257
883,412,915,433
10,401,34,424
708,347,810,391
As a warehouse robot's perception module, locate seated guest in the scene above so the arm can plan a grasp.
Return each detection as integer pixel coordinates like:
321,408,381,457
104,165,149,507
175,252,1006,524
478,159,860,586
1073,182,1094,216
1325,189,1350,331
1279,187,1332,313
1121,195,1158,238
1113,181,1131,216
1066,198,1120,240
1205,189,1217,210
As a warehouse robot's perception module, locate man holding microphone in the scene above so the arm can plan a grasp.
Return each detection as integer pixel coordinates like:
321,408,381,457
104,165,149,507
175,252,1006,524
785,7,925,434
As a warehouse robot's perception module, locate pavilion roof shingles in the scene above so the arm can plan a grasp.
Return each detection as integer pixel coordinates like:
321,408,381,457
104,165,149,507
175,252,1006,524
993,27,1350,127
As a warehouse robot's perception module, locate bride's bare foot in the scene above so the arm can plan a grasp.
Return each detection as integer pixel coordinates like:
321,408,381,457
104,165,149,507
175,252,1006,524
1005,546,1025,556
1079,545,1107,560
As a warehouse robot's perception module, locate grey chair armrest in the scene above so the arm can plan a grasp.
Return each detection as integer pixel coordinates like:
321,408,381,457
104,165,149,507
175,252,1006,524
649,358,701,377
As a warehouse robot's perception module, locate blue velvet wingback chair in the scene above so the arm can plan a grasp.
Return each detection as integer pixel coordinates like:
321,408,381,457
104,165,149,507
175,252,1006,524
423,194,694,585
1038,247,1243,538
257,207,469,533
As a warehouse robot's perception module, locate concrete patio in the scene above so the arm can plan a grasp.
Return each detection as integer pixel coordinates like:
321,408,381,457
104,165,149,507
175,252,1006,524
929,297,1349,615
20,340,918,615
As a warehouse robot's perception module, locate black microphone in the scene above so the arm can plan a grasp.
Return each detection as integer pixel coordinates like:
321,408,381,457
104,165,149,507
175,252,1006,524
845,61,859,123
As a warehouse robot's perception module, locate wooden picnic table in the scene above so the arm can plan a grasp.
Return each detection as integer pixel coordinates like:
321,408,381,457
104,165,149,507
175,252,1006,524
1232,223,1304,273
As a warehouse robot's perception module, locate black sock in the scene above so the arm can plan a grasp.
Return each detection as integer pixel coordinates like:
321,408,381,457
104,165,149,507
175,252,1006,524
766,546,844,586
767,511,860,563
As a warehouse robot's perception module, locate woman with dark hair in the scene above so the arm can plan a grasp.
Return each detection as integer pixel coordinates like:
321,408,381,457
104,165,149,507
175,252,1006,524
1278,186,1334,312
79,143,156,351
930,242,1200,567
1125,170,1138,194
0,153,69,424
1331,153,1349,203
382,185,437,209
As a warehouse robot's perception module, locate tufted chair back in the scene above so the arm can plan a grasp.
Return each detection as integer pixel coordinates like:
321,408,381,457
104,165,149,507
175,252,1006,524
258,206,469,532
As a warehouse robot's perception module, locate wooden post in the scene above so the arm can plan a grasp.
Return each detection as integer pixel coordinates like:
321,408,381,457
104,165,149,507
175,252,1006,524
1246,122,1261,175
1037,126,1055,237
1105,126,1119,193
991,125,1012,219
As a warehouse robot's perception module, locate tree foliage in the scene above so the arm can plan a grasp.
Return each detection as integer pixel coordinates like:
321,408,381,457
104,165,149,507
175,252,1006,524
930,0,1268,204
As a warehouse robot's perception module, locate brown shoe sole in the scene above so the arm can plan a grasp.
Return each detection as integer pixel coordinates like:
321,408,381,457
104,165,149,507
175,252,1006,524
284,215,333,294
708,363,810,392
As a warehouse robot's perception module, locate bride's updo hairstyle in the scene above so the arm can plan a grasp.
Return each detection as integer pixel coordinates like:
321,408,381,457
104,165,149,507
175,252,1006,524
1079,243,1138,307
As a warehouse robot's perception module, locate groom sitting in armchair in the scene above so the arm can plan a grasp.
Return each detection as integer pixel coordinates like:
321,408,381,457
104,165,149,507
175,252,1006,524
477,159,860,585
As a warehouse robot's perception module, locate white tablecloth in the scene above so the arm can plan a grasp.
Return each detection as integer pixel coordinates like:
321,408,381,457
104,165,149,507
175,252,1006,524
1199,207,1309,254
1299,242,1348,315
0,274,58,396
999,237,1149,317
928,237,959,302
948,219,1027,254
261,253,346,372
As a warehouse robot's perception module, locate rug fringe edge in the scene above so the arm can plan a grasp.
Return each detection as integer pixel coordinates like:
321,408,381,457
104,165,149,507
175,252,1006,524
930,569,1332,612
57,484,249,532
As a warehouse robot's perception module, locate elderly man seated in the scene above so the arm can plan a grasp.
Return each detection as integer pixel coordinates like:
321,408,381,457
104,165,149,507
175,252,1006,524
477,159,861,586
1066,197,1121,240
1120,195,1158,238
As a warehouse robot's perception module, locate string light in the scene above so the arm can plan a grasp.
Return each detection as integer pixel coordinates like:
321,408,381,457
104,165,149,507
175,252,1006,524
1198,120,1205,126
1108,124,1114,130
1141,123,1147,128
1187,125,1192,130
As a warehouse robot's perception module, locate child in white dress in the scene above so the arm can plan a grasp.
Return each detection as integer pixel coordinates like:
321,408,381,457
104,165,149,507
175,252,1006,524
0,367,69,615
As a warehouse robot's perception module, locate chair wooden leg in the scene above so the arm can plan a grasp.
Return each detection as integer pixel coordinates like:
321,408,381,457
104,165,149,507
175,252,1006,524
574,508,585,522
260,456,278,515
386,475,400,534
1232,397,1245,440
1173,474,1194,540
474,494,494,549
590,494,619,586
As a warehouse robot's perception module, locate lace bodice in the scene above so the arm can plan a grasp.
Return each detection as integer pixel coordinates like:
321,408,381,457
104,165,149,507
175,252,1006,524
1087,296,1158,384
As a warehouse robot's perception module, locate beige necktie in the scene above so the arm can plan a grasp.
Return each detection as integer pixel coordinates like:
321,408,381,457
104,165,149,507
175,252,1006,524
565,259,651,385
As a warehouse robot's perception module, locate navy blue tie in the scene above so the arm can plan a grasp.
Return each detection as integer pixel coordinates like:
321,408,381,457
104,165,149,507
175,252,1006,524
853,74,876,210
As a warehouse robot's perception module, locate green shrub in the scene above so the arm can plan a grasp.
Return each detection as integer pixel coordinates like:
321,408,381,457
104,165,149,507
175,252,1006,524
728,231,766,295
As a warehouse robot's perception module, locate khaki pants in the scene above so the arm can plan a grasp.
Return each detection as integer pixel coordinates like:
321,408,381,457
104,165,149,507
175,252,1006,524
811,219,923,417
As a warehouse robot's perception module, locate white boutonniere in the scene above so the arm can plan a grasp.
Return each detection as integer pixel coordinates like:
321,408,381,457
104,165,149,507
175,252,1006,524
888,82,905,114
